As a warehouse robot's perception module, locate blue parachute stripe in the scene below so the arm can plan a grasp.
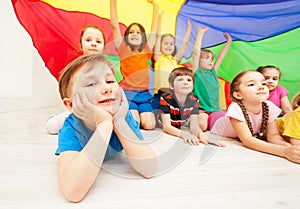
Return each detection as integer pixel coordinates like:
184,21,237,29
176,0,300,57
185,0,295,5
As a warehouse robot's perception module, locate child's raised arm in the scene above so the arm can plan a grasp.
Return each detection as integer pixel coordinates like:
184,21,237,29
214,32,232,71
147,0,159,50
174,19,193,63
192,26,208,73
153,11,164,62
110,0,122,48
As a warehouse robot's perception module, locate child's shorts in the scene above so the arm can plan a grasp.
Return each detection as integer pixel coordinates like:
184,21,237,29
124,90,153,113
199,109,212,115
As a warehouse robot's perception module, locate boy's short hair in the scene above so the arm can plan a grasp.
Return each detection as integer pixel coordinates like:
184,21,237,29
168,67,194,88
58,54,112,99
201,49,214,60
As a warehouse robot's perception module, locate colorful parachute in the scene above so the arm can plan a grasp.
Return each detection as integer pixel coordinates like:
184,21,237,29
12,0,300,105
177,0,300,102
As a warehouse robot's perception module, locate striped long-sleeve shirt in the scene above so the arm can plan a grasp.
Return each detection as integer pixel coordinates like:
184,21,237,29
159,90,200,129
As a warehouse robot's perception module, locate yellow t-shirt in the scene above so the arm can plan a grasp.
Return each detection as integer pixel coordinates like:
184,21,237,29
154,55,178,94
276,107,300,140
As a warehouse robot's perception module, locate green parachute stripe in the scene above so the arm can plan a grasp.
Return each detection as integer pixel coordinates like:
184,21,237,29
183,27,300,100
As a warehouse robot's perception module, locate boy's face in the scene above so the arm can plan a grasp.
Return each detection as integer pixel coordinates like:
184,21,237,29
81,27,105,55
172,75,194,95
71,62,121,115
199,52,214,70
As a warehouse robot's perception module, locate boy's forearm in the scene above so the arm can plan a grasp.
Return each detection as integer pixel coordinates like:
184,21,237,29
114,119,157,177
58,122,113,202
162,123,181,138
83,121,113,166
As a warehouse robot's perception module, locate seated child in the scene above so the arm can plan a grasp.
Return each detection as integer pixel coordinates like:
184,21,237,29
157,67,224,147
110,0,159,130
276,92,300,146
46,25,106,134
256,65,292,114
192,26,232,131
55,54,157,202
152,15,193,110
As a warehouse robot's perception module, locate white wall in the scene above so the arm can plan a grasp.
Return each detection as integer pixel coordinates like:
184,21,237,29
0,1,61,112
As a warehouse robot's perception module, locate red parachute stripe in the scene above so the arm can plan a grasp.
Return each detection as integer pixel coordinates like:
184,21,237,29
12,0,127,80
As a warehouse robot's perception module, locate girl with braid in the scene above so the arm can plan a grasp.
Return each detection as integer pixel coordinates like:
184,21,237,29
209,70,300,164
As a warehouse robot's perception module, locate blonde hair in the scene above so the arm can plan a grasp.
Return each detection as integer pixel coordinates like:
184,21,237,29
291,92,300,110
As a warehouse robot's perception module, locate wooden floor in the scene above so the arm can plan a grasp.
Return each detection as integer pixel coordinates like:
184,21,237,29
1,103,300,209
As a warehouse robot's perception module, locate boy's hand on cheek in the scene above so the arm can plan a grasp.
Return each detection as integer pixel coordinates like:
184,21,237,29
73,93,112,130
113,88,128,121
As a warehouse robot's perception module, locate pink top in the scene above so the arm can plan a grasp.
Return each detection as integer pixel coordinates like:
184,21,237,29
210,100,282,138
268,85,288,108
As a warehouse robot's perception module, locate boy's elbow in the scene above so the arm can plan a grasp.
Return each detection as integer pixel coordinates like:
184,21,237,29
130,158,157,179
59,179,88,203
141,173,155,179
138,166,156,179
61,188,86,203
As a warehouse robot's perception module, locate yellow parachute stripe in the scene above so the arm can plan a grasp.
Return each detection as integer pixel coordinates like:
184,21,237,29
42,0,184,34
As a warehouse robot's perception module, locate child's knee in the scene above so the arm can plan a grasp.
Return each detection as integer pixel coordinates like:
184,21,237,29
140,112,156,130
130,110,140,124
199,112,209,131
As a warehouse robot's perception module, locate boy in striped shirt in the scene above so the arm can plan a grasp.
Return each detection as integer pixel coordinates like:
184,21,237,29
157,67,208,146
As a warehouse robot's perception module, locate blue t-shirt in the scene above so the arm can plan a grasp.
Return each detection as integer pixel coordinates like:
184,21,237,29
55,111,143,160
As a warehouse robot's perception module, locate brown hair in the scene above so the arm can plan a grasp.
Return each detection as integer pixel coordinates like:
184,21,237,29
201,49,214,60
161,34,177,56
291,92,300,110
256,65,281,78
124,23,147,52
168,67,194,88
230,70,269,139
58,54,112,99
79,25,106,49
